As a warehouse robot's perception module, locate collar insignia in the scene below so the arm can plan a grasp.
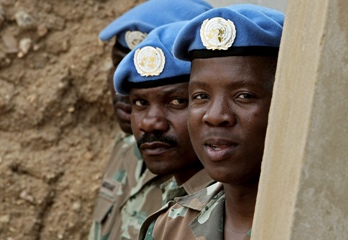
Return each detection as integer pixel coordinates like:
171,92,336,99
134,46,165,77
125,31,148,50
200,17,236,50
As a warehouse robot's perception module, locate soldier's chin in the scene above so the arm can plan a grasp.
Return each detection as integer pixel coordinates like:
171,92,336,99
119,121,132,135
143,160,174,177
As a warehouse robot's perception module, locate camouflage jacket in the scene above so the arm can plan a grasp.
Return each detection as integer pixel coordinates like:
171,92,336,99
89,132,171,240
140,182,251,240
138,169,215,240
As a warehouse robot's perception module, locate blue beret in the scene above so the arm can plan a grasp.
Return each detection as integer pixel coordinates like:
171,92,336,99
114,21,191,95
99,0,212,50
173,4,284,61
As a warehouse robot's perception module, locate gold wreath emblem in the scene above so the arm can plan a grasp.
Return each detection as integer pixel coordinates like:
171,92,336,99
125,31,148,50
200,17,236,50
134,46,165,77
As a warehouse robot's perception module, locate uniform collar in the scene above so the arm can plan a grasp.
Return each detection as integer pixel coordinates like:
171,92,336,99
176,182,223,211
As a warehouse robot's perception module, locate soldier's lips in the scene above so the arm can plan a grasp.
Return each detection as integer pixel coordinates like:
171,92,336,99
204,139,238,162
140,142,174,156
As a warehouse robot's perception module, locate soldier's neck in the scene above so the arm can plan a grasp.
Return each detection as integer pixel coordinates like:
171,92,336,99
223,183,257,239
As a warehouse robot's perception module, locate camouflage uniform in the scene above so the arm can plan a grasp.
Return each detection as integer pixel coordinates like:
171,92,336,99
139,169,215,240
89,132,171,240
140,182,251,240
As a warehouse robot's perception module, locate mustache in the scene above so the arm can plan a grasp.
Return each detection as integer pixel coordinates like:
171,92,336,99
137,133,178,148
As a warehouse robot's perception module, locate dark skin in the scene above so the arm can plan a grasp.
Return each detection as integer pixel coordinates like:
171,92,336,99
188,56,277,239
130,82,203,185
108,42,132,134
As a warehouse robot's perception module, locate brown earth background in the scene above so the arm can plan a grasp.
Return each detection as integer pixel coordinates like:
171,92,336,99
0,0,144,239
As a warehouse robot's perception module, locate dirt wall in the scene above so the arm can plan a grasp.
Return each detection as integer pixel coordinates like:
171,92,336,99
0,0,142,239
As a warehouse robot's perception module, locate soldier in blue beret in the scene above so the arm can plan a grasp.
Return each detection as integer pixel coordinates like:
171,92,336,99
89,1,212,240
136,4,284,240
101,0,213,135
113,21,216,240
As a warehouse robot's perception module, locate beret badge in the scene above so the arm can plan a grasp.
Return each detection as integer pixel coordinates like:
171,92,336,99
134,46,166,77
125,31,148,50
200,17,236,50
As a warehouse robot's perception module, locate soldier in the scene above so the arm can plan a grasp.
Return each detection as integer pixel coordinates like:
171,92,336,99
89,0,212,239
138,4,285,239
113,21,216,240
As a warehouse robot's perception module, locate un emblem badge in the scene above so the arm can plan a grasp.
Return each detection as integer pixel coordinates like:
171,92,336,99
134,46,165,77
125,31,148,50
200,17,236,50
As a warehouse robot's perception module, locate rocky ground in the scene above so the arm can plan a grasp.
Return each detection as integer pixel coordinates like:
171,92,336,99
0,0,143,239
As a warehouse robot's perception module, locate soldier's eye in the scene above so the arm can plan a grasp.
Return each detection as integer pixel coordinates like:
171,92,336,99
236,93,255,99
134,99,147,106
192,93,208,100
169,98,187,106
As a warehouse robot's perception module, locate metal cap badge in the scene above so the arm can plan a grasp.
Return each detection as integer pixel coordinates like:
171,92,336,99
200,17,236,50
134,46,165,77
125,31,148,50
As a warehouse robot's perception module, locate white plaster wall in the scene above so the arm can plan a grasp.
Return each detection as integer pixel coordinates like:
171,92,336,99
206,0,287,12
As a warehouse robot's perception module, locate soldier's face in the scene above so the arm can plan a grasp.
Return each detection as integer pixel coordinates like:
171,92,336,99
130,82,201,181
188,56,276,185
109,43,132,134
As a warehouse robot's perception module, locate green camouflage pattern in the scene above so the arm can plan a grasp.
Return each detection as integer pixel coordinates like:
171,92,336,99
141,182,251,240
88,132,170,240
138,169,215,240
